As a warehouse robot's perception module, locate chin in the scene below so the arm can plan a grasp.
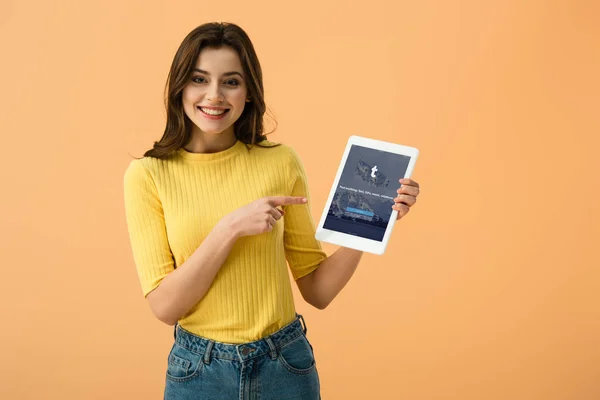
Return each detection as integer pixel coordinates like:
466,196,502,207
200,127,233,135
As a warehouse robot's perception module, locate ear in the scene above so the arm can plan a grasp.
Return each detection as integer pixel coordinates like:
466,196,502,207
246,98,252,102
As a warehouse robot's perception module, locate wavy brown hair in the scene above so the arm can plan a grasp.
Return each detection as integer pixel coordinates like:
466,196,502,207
132,22,280,160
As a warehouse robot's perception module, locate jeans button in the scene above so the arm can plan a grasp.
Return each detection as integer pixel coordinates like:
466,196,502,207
241,347,256,356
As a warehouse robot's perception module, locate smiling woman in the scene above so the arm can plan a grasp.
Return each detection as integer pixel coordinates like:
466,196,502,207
124,20,420,399
136,22,280,159
123,22,327,400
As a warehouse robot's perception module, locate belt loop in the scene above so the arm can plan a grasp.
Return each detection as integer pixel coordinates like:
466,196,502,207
265,337,278,360
203,340,215,365
298,314,307,335
173,322,178,340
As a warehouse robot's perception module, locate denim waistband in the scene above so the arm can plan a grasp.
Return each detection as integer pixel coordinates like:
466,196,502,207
173,314,308,363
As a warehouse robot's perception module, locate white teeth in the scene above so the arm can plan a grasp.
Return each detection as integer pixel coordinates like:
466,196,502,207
199,107,227,115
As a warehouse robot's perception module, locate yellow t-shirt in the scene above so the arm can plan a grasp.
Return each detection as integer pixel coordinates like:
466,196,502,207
123,139,326,343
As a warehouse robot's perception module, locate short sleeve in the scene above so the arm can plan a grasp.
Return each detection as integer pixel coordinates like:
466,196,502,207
283,147,327,280
123,159,175,297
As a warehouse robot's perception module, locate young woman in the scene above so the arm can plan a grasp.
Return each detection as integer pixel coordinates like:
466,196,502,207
124,22,420,399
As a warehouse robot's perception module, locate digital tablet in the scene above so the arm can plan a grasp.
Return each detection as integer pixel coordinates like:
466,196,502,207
315,135,419,255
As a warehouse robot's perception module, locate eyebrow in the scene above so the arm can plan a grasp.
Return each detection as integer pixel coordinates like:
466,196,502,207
192,68,244,79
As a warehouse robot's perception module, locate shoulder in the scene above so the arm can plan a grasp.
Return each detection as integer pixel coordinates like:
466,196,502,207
123,156,163,187
124,158,147,180
250,139,299,162
246,140,307,181
260,141,306,176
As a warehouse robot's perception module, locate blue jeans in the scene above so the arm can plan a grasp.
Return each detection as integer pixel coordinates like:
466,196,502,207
164,314,321,400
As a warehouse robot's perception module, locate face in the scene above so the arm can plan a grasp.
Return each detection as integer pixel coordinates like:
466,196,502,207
182,46,249,140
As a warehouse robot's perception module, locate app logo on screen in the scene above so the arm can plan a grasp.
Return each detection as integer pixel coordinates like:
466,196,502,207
356,159,390,188
323,145,410,242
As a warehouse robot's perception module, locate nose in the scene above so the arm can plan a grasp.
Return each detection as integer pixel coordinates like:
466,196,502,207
206,82,224,104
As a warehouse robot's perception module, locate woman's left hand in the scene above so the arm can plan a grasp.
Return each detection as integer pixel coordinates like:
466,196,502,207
393,178,420,220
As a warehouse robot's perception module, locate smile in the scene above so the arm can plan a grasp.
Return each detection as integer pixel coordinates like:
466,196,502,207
198,107,229,116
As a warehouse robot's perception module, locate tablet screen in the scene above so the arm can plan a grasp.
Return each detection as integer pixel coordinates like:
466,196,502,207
323,144,411,241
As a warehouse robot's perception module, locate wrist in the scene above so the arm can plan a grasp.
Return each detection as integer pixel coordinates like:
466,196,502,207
216,216,241,241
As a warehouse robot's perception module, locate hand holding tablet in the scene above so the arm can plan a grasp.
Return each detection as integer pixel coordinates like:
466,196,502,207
315,135,419,255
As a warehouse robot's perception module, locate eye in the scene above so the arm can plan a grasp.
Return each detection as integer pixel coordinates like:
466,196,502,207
192,76,206,83
225,79,239,86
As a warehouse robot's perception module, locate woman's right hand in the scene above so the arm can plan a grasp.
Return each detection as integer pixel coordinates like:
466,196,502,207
220,196,307,238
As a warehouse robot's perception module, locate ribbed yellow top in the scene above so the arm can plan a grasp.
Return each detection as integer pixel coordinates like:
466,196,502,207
123,139,326,343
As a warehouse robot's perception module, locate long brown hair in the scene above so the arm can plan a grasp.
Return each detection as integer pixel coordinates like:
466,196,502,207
133,22,279,160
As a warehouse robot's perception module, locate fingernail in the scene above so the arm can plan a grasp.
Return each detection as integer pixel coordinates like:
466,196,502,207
302,198,307,202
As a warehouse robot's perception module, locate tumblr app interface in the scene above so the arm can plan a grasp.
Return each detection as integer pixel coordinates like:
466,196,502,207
323,145,410,241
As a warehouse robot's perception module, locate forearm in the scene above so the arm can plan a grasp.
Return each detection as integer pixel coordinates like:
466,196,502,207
152,221,238,325
307,247,363,309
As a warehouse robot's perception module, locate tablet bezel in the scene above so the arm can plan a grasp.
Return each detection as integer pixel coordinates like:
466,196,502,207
315,135,419,255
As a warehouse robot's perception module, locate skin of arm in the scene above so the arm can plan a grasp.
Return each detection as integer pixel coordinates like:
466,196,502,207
295,247,364,310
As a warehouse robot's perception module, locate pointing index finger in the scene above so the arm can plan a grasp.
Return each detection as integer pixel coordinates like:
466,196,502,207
268,196,308,206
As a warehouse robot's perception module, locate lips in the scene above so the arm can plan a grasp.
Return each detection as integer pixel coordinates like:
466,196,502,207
198,106,230,116
197,107,231,120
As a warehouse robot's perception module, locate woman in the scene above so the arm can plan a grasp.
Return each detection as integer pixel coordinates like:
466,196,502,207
123,22,420,399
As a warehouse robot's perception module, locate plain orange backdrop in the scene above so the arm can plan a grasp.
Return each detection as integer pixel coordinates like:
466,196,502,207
1,0,599,399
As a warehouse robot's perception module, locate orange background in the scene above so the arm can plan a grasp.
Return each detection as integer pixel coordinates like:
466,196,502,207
1,0,599,399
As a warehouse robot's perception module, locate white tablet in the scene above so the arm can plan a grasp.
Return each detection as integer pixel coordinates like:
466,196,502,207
315,135,419,255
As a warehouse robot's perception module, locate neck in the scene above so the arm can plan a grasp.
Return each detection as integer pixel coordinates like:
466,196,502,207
184,128,237,154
